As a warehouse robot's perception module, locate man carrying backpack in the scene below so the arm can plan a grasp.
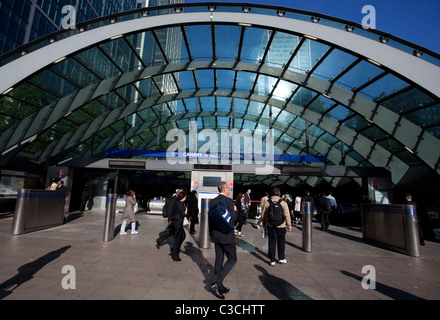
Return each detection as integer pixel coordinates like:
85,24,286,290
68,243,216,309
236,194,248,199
209,181,238,299
261,187,291,266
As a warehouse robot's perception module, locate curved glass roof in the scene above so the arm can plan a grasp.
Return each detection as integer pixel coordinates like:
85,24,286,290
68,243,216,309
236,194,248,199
0,2,439,187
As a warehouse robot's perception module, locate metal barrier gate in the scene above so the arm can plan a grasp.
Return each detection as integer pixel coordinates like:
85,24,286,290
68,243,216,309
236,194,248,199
11,189,66,235
362,203,421,257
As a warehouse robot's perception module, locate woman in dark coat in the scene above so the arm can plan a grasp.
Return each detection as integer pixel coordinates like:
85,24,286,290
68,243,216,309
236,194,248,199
235,192,246,236
171,191,187,261
120,190,138,235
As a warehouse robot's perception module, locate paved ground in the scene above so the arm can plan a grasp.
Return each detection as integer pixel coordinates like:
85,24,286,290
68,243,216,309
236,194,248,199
0,209,439,302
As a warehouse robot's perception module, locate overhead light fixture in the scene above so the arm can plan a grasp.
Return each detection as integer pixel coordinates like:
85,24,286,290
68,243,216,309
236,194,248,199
174,7,182,13
345,25,354,32
277,10,285,17
2,87,14,95
110,34,123,40
209,7,215,19
311,16,320,23
304,35,318,40
238,23,252,27
142,11,148,17
413,49,423,57
367,58,381,67
110,18,116,24
54,56,67,64
379,36,389,44
242,6,251,13
405,146,415,154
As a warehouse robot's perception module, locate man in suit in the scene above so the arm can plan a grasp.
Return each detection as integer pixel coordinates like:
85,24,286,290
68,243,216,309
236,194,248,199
55,179,67,193
209,181,237,299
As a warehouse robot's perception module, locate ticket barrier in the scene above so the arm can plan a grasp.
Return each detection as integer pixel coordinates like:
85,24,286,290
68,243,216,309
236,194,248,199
362,204,421,257
11,189,66,235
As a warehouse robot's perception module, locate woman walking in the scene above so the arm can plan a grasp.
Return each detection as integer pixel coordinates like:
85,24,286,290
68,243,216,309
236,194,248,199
171,191,187,261
235,193,246,236
120,190,138,235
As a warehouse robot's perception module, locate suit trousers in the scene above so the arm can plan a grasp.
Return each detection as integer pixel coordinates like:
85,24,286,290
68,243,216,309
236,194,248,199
214,242,237,288
171,219,186,258
267,226,286,262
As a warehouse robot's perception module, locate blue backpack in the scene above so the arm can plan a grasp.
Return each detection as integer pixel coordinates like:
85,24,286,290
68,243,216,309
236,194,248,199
208,197,234,233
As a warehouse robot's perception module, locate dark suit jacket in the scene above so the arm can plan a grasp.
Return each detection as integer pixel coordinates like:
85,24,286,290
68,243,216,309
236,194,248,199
209,194,237,244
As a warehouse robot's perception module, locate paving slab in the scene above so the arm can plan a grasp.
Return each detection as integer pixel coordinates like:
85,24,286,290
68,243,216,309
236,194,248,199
0,209,439,303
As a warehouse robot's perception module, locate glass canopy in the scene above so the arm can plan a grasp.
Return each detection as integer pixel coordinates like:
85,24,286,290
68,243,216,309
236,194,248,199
0,2,439,187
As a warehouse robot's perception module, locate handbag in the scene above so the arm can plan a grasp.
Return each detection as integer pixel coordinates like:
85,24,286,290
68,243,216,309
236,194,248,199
183,217,190,226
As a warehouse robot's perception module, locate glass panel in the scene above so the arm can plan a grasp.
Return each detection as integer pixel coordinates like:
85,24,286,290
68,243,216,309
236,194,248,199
216,97,232,113
361,126,387,141
337,60,383,91
342,115,369,131
246,100,266,118
76,47,120,79
216,70,235,90
272,80,298,101
406,104,440,128
266,32,301,68
241,27,269,63
308,95,335,114
359,73,410,101
327,105,353,122
156,27,186,64
185,25,212,61
101,36,142,72
200,96,215,112
127,31,166,67
288,39,328,74
177,71,196,92
313,49,357,82
276,109,295,126
291,87,317,107
195,69,214,90
235,71,257,93
254,74,276,97
215,25,240,61
381,88,435,113
53,57,98,88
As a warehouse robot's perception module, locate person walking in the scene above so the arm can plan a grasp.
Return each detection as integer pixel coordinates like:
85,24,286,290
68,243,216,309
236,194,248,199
79,181,90,212
294,194,302,224
256,192,269,237
244,188,251,219
261,187,291,266
120,190,138,235
320,193,332,231
235,193,246,236
170,191,187,261
187,190,199,234
209,181,238,299
156,189,182,248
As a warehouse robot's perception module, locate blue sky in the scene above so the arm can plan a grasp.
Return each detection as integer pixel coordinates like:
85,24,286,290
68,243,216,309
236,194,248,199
187,0,440,54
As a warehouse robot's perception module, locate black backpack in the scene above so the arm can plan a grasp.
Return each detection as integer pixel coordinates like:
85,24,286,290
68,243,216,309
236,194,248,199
162,196,176,218
267,198,285,226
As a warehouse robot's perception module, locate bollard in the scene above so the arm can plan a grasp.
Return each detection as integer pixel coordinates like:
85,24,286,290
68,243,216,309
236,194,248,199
11,189,30,235
103,192,117,242
302,201,312,253
403,204,421,257
199,198,211,249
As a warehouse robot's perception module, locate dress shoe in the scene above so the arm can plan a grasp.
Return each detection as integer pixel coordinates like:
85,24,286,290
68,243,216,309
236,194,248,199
211,282,225,299
220,287,230,294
